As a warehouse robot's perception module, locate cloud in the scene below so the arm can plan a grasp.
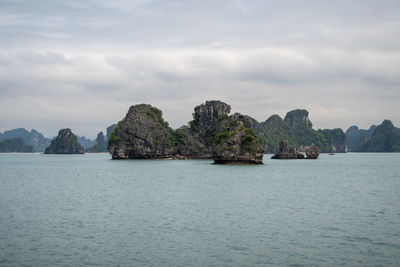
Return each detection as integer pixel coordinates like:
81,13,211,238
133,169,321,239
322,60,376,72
0,1,400,137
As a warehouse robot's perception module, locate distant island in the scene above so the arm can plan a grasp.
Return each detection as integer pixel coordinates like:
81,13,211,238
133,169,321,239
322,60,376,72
1,100,400,155
247,109,347,153
0,138,34,153
44,128,84,154
346,120,400,152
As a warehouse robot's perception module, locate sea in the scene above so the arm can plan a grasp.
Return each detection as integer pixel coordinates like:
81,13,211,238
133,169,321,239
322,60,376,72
0,153,399,266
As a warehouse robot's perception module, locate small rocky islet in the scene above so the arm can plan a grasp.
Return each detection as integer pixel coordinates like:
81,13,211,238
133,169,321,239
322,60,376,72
271,140,320,159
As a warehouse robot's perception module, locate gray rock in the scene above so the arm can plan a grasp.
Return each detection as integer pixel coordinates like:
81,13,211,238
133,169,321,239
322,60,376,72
271,140,304,159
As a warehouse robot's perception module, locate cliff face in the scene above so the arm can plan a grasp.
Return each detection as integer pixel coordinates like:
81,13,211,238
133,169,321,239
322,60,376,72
105,124,117,143
346,125,376,151
0,138,34,152
284,109,312,128
108,104,175,159
353,120,400,152
317,129,347,153
250,110,347,153
108,100,264,163
44,129,84,154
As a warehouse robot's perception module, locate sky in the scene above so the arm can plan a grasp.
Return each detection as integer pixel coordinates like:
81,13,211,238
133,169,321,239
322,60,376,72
0,0,399,138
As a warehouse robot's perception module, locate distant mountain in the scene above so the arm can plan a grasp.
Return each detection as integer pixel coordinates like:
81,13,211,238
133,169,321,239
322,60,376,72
249,109,347,153
76,136,96,149
0,138,34,152
0,128,50,152
352,120,400,152
86,131,107,152
346,125,376,151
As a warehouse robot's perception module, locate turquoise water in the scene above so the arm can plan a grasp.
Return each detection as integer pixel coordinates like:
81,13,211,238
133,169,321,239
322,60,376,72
0,153,399,266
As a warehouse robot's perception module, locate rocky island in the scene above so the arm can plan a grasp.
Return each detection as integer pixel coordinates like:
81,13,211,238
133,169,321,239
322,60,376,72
271,140,319,159
44,128,84,154
108,100,264,164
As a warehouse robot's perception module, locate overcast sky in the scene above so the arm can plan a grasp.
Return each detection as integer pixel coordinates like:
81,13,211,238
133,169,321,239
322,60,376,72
0,0,399,138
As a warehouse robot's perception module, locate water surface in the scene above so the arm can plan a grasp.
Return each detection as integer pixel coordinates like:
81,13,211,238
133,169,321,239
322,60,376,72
0,153,399,266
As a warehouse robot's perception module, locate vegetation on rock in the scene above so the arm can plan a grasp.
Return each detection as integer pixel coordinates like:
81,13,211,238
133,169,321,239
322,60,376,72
249,110,347,153
352,120,400,152
108,100,264,163
44,128,84,154
0,128,50,152
0,138,34,152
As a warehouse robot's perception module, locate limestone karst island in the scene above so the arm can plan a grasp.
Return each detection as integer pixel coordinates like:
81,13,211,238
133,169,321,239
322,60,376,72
2,100,400,163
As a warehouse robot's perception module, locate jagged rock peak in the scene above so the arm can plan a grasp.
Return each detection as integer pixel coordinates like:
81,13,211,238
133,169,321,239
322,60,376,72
44,128,84,154
108,104,174,159
284,109,312,128
190,100,231,132
96,131,106,147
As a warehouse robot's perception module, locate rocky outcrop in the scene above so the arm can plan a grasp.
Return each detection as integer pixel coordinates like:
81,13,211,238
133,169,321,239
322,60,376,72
271,140,304,159
108,100,264,164
305,144,320,159
108,104,175,159
284,109,312,128
213,113,264,164
86,131,107,152
44,128,84,154
0,138,34,152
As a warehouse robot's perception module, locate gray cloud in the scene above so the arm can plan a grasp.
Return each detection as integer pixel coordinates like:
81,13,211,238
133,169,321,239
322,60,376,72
0,0,400,138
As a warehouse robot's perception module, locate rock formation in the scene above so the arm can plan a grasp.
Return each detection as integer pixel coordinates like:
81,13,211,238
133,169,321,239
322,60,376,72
346,125,376,152
105,124,117,143
108,100,264,163
352,120,400,152
284,109,312,128
76,135,96,149
86,131,107,152
44,128,84,154
271,140,304,159
0,138,34,152
305,144,320,159
249,109,347,153
213,113,264,164
0,128,50,152
108,104,175,159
